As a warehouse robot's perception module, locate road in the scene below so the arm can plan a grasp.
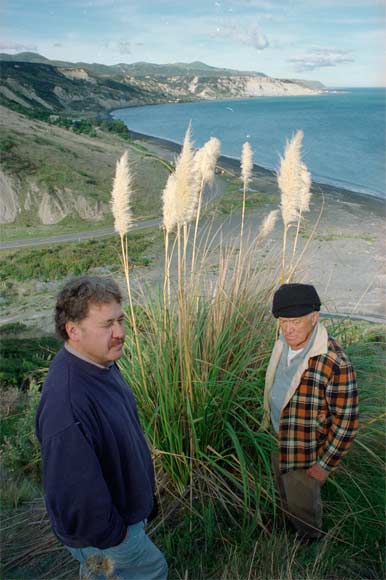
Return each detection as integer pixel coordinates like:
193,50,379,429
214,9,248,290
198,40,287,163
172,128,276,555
0,218,161,250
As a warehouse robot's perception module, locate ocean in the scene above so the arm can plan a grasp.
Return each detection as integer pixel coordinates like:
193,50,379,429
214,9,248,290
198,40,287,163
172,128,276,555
112,88,385,199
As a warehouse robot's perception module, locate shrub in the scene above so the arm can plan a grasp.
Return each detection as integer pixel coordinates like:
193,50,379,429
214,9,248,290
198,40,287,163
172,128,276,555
1,382,42,481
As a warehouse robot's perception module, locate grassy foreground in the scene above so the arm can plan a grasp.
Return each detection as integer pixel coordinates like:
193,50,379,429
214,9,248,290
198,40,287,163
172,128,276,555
1,304,384,579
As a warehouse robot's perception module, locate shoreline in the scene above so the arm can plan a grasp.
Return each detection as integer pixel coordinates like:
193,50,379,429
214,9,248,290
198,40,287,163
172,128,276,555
126,127,385,323
128,128,385,212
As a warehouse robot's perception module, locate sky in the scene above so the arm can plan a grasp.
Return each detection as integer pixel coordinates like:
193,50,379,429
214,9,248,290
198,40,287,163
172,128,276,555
1,0,385,87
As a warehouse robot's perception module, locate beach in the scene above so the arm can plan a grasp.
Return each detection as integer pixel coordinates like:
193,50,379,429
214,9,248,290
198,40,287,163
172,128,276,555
2,127,384,333
129,129,385,323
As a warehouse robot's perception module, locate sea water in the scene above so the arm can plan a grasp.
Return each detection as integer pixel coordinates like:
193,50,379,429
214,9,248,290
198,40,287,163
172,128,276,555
113,88,385,199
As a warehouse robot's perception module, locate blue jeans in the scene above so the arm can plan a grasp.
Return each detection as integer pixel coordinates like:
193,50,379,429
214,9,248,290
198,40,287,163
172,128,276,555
67,520,168,579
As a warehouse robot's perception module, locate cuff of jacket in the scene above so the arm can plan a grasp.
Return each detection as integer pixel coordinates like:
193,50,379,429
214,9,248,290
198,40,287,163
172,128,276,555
316,456,336,472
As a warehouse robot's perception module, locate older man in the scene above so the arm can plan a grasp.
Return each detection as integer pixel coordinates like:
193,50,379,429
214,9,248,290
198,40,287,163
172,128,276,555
264,283,359,541
36,276,167,579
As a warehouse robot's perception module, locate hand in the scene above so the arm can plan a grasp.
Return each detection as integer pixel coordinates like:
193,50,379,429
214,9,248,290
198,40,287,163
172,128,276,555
306,463,329,483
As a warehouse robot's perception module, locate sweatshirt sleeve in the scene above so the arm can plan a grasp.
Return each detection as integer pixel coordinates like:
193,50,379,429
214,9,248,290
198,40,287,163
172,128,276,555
317,360,359,472
41,421,126,549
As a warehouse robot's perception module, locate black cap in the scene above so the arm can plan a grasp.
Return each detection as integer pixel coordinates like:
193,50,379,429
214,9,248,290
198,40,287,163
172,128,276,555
272,283,321,318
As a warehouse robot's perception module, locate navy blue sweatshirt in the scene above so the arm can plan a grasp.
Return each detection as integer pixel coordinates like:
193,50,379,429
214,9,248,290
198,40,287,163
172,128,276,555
35,348,155,549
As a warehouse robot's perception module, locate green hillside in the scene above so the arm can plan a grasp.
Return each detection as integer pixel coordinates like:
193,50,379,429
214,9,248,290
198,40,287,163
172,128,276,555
0,106,170,234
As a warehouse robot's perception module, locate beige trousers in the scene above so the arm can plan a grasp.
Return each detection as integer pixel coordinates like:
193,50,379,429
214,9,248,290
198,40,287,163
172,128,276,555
272,455,323,539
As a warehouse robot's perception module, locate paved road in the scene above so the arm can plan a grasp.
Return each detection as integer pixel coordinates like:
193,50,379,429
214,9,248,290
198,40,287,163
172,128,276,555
0,218,161,250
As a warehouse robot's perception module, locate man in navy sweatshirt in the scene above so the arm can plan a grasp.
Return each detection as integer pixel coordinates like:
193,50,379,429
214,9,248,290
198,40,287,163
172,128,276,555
36,276,168,579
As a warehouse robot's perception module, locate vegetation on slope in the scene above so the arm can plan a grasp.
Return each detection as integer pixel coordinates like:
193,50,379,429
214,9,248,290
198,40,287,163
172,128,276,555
0,106,171,230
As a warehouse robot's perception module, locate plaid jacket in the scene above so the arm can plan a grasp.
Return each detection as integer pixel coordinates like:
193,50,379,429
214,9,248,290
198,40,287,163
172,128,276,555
263,323,359,474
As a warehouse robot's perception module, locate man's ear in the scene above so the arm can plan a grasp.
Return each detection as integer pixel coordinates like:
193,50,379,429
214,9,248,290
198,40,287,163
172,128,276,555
65,320,80,342
312,311,320,326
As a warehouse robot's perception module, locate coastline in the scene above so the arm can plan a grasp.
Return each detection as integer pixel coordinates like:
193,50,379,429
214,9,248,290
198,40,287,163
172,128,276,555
128,128,385,212
128,127,385,323
1,119,384,330
110,87,385,201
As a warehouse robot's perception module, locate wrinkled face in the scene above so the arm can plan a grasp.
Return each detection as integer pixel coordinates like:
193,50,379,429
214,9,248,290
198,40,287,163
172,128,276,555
278,311,319,350
66,300,125,366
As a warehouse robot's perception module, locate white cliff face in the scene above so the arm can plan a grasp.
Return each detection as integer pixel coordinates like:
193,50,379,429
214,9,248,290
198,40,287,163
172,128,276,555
244,77,318,96
60,68,97,83
126,73,322,101
0,170,19,223
38,190,107,224
0,172,108,225
38,192,69,224
73,195,108,221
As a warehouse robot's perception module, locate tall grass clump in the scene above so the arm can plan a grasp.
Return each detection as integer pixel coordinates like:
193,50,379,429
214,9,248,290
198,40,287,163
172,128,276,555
119,242,278,523
116,125,281,531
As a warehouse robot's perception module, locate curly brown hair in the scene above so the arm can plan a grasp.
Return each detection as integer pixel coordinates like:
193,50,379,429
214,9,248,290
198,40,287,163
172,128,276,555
55,276,122,340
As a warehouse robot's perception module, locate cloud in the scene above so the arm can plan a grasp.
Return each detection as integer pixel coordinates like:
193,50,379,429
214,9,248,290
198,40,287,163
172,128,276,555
117,41,131,54
234,0,276,8
213,23,269,50
249,27,269,49
289,49,354,71
0,41,38,52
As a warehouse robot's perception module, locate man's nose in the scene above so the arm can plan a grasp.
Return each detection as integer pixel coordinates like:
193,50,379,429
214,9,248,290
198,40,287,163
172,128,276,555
112,321,125,339
284,323,295,333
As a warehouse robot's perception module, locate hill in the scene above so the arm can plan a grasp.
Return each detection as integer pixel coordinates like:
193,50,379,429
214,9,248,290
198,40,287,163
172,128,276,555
0,53,325,117
0,60,164,115
0,106,170,227
0,53,325,228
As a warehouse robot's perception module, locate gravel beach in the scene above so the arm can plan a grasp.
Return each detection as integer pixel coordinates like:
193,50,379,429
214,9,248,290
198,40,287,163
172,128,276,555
130,130,386,323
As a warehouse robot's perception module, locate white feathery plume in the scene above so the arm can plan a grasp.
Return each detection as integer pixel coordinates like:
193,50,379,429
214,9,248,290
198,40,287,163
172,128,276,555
110,150,133,236
241,142,253,188
277,130,309,226
162,173,177,234
174,123,198,226
194,137,221,186
297,161,312,213
258,209,279,240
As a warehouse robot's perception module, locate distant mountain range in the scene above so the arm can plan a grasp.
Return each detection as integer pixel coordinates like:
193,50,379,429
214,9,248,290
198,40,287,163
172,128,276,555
0,52,326,116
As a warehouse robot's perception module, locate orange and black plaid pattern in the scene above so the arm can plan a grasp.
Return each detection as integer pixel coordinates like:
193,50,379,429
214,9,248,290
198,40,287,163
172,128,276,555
278,337,359,474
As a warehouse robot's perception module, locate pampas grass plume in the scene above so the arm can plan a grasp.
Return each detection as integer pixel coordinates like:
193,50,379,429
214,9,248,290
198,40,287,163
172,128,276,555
258,209,279,239
174,123,198,226
241,142,253,188
111,150,133,236
194,137,221,185
162,173,177,233
297,161,312,213
277,130,307,226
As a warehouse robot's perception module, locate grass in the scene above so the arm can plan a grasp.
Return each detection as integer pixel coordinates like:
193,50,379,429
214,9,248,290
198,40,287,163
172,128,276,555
0,334,61,388
209,177,277,215
0,229,162,283
0,107,171,234
1,215,115,242
0,321,384,579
